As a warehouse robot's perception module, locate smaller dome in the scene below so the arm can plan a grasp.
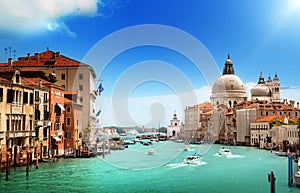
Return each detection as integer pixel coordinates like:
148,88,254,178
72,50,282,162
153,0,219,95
251,84,271,97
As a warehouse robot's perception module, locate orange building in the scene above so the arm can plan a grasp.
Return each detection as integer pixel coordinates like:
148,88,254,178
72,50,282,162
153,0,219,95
64,91,83,156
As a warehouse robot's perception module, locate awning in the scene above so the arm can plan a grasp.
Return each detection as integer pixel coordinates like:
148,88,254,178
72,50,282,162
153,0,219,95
56,103,65,111
53,136,61,142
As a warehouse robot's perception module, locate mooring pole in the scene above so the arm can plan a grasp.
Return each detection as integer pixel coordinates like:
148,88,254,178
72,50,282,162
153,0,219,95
268,171,276,193
5,153,9,181
26,150,29,177
288,155,293,186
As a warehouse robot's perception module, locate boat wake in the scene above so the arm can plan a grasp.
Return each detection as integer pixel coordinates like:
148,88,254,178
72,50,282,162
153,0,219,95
166,161,207,169
213,153,244,159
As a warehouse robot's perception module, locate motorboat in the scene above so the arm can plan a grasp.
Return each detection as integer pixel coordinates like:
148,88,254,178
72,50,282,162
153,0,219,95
275,150,288,156
295,161,300,186
183,153,202,164
219,147,232,156
147,148,155,155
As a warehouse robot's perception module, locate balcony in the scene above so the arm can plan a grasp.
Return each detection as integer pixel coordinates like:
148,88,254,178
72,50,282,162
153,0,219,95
56,130,63,137
6,130,35,138
34,120,43,127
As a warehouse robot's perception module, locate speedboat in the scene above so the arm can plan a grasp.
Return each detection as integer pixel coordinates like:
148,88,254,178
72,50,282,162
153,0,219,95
219,147,232,156
183,153,202,164
147,148,155,155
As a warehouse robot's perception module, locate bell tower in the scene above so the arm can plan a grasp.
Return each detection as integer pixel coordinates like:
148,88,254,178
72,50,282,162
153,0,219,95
271,74,280,103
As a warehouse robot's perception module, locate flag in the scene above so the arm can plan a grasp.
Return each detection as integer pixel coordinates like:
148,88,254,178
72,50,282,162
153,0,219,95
96,110,101,117
97,83,104,94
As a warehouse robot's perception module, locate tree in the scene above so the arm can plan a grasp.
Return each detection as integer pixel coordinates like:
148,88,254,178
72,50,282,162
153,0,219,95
82,122,91,142
158,127,167,133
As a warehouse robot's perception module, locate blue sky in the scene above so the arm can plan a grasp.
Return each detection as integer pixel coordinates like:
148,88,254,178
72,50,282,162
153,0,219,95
1,0,300,127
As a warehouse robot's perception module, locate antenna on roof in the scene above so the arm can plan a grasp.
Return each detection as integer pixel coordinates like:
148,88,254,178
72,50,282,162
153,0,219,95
13,49,16,61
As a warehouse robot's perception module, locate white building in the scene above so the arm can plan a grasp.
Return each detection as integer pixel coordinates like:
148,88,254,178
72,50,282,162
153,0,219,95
167,112,183,139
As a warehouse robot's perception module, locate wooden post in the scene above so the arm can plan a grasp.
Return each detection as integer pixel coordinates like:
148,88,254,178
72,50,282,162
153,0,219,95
268,171,276,193
36,152,39,169
288,155,293,186
13,145,17,167
6,153,9,180
26,151,29,177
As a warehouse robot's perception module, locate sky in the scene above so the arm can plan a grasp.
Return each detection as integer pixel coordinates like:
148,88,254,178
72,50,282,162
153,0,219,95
1,0,300,128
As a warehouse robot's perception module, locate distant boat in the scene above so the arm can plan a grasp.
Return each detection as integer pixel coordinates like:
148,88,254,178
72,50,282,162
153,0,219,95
219,147,232,156
183,153,202,164
147,148,155,155
275,150,289,156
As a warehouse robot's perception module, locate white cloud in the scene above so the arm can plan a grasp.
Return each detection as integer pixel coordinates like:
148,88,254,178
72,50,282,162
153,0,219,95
0,0,98,37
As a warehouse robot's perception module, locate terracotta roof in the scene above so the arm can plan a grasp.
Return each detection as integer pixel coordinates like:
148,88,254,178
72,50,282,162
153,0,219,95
22,77,52,87
9,50,88,67
64,98,73,103
197,102,213,108
252,115,284,123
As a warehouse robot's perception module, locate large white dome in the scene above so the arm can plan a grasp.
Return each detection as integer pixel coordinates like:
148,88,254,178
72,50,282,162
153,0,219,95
210,55,247,107
212,74,246,95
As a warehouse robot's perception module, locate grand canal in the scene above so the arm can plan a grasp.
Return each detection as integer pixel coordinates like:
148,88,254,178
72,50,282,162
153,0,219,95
1,142,300,193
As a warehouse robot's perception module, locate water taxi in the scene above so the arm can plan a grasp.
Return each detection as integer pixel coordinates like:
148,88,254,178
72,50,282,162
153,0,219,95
183,153,202,164
219,147,232,156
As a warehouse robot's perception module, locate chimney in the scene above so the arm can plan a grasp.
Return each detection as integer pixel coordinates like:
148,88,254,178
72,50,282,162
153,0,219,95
34,53,39,60
284,99,287,105
55,52,60,57
8,58,12,68
39,80,42,87
27,53,30,59
290,100,295,107
297,102,299,109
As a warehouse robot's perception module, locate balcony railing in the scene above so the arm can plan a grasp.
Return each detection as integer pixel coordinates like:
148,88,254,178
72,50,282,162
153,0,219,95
6,130,35,138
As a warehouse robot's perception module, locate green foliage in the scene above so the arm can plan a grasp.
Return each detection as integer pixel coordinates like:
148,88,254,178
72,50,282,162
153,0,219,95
82,122,91,138
158,127,167,133
270,119,298,127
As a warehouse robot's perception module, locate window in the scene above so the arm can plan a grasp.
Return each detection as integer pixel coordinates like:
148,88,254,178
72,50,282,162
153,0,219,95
79,85,83,91
0,88,3,102
44,92,48,101
80,97,83,103
23,92,28,103
61,73,65,80
30,93,34,104
66,117,71,126
34,90,39,100
67,107,71,113
7,89,13,103
79,73,83,80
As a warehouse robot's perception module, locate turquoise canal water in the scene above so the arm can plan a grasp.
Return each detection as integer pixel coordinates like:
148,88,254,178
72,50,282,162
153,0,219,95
1,142,300,193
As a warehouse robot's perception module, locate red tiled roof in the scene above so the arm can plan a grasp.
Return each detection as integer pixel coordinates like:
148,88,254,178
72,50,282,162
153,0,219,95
64,98,73,103
252,115,284,123
11,50,87,67
197,102,213,108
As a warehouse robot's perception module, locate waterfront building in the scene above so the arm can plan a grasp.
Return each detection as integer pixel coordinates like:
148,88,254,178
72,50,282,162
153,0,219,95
184,102,212,142
64,91,83,156
0,50,98,143
0,67,55,163
167,111,183,139
185,54,300,147
208,55,247,144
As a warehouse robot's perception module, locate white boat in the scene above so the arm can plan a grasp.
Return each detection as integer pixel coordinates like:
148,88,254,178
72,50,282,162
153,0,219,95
147,148,155,155
183,154,202,164
219,147,232,156
275,150,288,156
295,161,300,186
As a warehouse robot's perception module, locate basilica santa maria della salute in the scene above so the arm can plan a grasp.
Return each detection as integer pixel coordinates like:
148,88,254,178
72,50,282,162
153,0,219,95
184,55,300,150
